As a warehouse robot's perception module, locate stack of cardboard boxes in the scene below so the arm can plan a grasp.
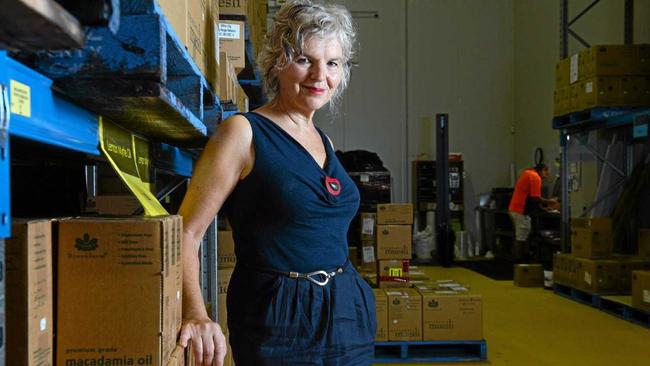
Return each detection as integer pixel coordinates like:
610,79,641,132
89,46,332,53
553,218,650,299
553,44,650,117
6,216,184,366
373,282,483,342
217,228,236,366
354,204,413,288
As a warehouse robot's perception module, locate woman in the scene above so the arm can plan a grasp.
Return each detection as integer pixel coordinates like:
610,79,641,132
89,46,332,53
177,1,376,365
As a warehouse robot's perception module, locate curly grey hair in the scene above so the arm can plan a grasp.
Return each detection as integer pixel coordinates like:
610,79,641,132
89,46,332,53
258,0,357,107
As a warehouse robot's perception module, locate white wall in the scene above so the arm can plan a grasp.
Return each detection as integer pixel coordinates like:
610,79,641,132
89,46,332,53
316,0,408,202
406,0,515,231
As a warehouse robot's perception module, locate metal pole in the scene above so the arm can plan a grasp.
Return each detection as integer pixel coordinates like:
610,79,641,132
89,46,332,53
435,114,452,267
560,0,569,58
624,0,633,45
560,131,570,252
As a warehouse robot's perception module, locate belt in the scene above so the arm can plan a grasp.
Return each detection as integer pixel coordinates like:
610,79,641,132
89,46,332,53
239,259,349,287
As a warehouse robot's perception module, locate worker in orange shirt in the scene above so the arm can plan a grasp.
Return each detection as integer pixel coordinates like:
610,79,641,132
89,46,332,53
508,163,558,261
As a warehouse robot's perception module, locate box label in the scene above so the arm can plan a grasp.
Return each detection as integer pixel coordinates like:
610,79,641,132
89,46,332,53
10,79,31,117
362,246,375,263
362,218,375,235
584,271,592,285
218,23,241,39
644,290,650,303
389,267,403,277
586,81,593,94
360,174,369,183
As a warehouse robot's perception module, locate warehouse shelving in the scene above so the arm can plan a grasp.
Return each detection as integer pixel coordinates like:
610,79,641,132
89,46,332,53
0,1,268,359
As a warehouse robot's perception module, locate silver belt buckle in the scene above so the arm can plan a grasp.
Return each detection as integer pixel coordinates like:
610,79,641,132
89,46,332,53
305,267,344,286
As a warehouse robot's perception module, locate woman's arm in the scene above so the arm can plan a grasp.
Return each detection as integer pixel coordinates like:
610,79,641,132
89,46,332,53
177,115,253,366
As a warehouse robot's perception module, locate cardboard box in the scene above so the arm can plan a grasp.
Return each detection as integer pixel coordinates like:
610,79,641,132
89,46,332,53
639,229,650,257
555,57,571,87
218,230,236,268
218,52,232,101
579,77,625,110
5,219,53,366
418,290,482,341
219,0,247,15
571,219,613,259
377,259,409,288
372,289,388,342
574,258,620,294
580,45,638,79
95,195,142,216
513,264,544,287
568,83,580,113
167,345,185,366
386,289,422,341
218,20,245,69
187,0,207,73
217,268,233,331
376,225,412,260
631,270,650,312
377,204,413,225
359,212,376,242
571,227,613,258
618,257,650,293
360,240,376,264
159,0,188,45
553,253,564,286
57,216,183,366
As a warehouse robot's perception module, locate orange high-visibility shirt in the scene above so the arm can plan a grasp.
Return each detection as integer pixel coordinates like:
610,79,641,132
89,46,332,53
508,169,542,214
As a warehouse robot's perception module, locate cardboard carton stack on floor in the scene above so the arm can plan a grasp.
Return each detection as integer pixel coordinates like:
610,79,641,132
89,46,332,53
513,264,544,287
552,218,650,295
373,281,483,342
57,216,183,366
374,204,413,288
5,219,54,366
553,44,650,117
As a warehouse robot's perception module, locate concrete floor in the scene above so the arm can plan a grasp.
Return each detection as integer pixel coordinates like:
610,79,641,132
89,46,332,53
375,266,650,366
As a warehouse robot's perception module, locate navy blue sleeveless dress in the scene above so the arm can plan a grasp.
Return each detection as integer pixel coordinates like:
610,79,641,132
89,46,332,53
223,112,376,365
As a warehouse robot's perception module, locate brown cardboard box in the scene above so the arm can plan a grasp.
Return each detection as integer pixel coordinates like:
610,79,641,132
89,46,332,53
218,52,233,101
167,345,185,366
638,229,650,257
372,289,388,342
579,77,623,110
555,57,571,87
568,83,580,113
5,219,53,366
377,204,413,225
631,270,650,312
219,0,247,15
618,257,650,293
571,218,612,258
579,45,638,79
218,230,236,268
360,240,376,264
57,216,183,366
386,289,422,341
571,227,613,258
513,264,544,287
418,290,482,341
360,212,376,242
552,253,564,285
95,195,142,215
621,76,643,105
217,268,233,331
377,259,409,288
218,20,245,69
160,0,188,45
574,257,620,294
376,225,412,260
187,0,207,73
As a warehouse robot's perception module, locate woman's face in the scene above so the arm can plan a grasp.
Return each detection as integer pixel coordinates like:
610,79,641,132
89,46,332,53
276,36,344,112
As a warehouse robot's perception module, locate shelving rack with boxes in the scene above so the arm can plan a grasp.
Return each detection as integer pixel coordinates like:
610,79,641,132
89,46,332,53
552,0,650,323
0,0,269,364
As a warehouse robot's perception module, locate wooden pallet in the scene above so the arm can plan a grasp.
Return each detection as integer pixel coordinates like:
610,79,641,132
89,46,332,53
29,4,220,145
374,340,487,363
553,284,650,329
552,107,638,130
